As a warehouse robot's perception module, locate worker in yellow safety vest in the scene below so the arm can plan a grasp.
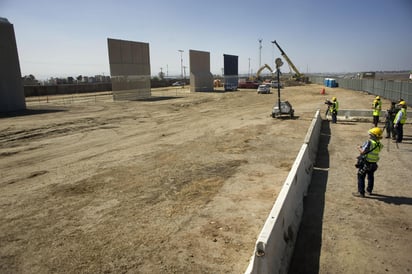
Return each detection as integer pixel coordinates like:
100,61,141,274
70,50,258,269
394,100,407,143
353,127,383,198
330,97,339,123
372,96,382,127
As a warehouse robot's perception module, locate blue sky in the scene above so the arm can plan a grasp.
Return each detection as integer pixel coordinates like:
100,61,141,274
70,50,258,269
2,0,412,79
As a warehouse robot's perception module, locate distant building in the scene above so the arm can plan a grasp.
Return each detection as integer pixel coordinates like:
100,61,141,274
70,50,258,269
358,72,376,79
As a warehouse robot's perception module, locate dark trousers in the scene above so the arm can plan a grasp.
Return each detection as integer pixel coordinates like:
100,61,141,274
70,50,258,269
331,111,337,123
373,115,379,127
357,162,378,194
395,123,404,143
385,119,395,138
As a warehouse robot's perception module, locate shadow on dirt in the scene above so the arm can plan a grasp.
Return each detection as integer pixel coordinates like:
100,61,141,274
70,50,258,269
0,108,66,118
334,121,357,125
271,115,300,120
288,120,331,274
135,96,183,102
366,194,412,205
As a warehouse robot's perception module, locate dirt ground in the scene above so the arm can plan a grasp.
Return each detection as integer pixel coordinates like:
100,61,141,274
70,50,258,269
0,84,411,273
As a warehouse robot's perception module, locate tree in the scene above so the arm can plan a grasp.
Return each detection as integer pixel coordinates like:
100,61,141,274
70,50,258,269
22,74,38,85
76,75,83,82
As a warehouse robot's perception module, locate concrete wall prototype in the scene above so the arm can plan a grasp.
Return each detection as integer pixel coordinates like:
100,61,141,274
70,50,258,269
0,18,26,112
245,110,322,274
189,50,213,92
107,38,151,100
223,54,238,91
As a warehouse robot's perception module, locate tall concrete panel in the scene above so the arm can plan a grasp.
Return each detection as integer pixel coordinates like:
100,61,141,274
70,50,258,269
0,18,26,112
189,50,213,92
223,54,238,91
107,38,151,100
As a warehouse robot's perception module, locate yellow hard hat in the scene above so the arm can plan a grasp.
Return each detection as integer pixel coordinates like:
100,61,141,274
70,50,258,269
368,127,383,139
399,100,406,106
332,97,337,101
375,96,380,100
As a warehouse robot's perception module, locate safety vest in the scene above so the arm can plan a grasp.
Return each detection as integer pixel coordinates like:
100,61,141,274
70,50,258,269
330,101,339,112
394,108,407,124
372,100,382,116
365,139,381,163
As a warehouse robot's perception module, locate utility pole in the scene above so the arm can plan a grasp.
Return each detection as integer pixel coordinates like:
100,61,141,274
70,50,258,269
258,39,262,69
248,57,251,78
178,50,184,79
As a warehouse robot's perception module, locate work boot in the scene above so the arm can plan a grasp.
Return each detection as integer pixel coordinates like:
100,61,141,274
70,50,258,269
352,192,365,198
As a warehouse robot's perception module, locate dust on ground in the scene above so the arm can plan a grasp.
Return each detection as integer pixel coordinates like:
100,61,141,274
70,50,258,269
1,84,411,273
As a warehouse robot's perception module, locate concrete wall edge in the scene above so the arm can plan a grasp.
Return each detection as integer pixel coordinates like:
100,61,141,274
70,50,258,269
245,110,322,274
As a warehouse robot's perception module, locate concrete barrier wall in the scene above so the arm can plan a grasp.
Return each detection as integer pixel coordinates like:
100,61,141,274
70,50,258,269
245,110,322,274
327,109,412,122
304,112,322,163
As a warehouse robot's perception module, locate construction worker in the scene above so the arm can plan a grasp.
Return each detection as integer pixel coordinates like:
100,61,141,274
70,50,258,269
353,127,383,198
372,96,382,127
330,97,338,123
384,102,397,139
394,100,407,143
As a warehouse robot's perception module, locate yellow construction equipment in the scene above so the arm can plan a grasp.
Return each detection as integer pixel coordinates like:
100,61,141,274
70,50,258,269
272,40,307,82
256,64,274,80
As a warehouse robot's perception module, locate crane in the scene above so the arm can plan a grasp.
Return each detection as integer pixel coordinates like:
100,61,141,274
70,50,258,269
272,40,306,82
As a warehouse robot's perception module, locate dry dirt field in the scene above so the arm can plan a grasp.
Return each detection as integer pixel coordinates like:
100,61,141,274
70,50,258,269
1,84,411,273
